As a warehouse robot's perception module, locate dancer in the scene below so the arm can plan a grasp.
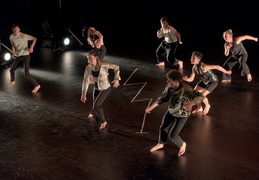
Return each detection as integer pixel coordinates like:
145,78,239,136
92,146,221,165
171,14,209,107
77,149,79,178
156,17,183,69
82,26,107,61
5,24,41,93
81,50,120,130
183,51,232,115
146,70,204,156
222,29,258,82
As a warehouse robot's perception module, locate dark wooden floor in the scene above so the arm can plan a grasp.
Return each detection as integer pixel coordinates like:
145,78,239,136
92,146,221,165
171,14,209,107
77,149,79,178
1,39,259,180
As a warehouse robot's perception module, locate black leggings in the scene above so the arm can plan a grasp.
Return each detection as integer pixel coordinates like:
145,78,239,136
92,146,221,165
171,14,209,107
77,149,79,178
9,55,39,86
158,111,188,148
95,45,107,61
91,87,111,124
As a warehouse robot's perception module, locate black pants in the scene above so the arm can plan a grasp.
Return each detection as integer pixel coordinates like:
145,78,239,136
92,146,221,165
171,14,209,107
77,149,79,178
222,54,250,80
156,40,180,66
95,45,107,61
91,87,111,124
9,55,39,86
158,111,188,148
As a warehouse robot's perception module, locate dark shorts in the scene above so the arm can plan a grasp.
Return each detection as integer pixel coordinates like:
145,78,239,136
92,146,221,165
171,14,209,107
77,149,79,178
196,81,218,93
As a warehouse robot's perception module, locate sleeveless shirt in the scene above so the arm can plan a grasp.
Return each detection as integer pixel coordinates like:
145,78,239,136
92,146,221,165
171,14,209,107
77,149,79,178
194,62,218,84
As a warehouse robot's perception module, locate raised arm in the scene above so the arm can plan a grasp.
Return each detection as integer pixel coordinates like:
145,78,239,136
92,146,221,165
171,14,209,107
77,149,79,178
224,42,232,56
87,37,95,48
157,28,163,38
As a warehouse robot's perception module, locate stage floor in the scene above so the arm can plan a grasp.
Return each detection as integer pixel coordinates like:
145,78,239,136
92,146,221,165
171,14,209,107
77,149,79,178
1,41,259,180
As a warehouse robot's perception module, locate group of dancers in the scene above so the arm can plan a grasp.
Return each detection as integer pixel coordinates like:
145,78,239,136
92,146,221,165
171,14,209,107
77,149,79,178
4,16,258,156
147,17,257,156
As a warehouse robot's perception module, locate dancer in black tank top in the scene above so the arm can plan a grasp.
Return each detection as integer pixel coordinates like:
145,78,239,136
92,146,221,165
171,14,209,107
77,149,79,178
222,29,258,82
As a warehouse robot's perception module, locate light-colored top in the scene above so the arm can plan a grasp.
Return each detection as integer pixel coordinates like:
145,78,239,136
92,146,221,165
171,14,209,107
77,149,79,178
82,61,121,96
159,25,177,43
9,33,34,56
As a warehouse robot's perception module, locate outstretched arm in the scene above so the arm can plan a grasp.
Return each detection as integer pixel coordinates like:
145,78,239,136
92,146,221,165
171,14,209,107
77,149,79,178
183,66,195,82
204,64,232,74
235,35,258,44
145,102,159,113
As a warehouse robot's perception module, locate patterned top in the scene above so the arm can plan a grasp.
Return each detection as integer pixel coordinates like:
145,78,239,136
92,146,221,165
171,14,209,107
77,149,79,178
156,82,204,117
10,33,34,57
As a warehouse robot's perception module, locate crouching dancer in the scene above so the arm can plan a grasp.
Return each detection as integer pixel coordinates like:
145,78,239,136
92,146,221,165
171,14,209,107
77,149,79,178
146,70,204,156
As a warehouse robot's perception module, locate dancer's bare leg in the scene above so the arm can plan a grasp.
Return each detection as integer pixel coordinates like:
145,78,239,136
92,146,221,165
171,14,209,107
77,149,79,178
156,62,165,66
203,104,211,115
100,121,107,130
32,85,41,93
202,97,210,115
5,81,15,87
150,143,164,152
247,74,252,82
178,61,183,70
178,142,186,156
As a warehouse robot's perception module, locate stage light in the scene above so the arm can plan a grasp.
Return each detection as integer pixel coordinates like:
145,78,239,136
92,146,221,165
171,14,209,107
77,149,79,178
1,43,13,68
54,26,83,52
4,52,11,61
63,37,70,46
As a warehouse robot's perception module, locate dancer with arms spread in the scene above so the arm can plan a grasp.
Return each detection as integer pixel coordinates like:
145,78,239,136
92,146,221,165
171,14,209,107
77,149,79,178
183,51,232,115
5,24,41,93
146,70,204,156
222,29,257,82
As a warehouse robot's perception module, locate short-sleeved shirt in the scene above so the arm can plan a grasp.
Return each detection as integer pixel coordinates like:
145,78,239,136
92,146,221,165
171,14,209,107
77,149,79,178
9,33,33,56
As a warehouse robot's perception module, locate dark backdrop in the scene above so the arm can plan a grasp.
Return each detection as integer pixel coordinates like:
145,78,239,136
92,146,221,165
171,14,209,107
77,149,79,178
1,0,259,63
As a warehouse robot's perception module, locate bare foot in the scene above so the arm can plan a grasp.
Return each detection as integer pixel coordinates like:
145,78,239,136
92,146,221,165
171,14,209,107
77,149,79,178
178,142,186,156
203,104,211,115
88,113,93,118
192,107,203,114
5,81,15,87
155,62,165,66
32,85,41,93
247,74,252,82
100,121,107,130
178,61,183,70
221,80,231,83
150,144,164,152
